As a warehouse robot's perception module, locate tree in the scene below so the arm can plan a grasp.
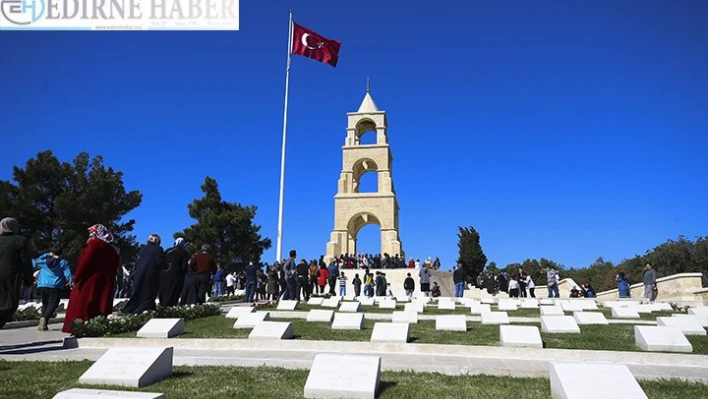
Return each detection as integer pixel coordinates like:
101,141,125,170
177,177,272,269
486,261,498,273
0,150,142,266
456,226,487,281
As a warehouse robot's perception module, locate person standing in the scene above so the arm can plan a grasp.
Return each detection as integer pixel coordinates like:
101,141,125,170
308,261,318,295
159,237,189,307
616,272,631,298
189,245,217,304
0,218,34,330
213,265,226,297
518,268,527,298
327,260,339,296
419,264,431,297
364,272,374,297
62,224,120,333
453,263,466,298
245,261,258,303
282,250,297,300
338,272,348,297
317,264,329,294
526,273,536,298
352,273,362,297
122,234,167,314
643,264,657,301
546,267,560,298
34,247,72,331
296,259,310,301
508,276,520,298
225,270,236,296
404,273,415,298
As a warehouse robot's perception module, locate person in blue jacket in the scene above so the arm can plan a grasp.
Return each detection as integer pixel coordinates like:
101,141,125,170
34,247,72,331
616,272,631,298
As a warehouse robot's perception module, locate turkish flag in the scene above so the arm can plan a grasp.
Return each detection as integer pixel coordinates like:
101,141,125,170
291,22,341,68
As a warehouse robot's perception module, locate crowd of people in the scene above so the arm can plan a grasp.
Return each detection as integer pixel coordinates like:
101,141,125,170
328,253,442,270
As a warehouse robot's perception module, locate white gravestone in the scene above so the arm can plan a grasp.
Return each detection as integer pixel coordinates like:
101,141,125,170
307,297,324,306
344,296,356,301
539,298,554,305
378,299,397,309
248,321,294,340
470,304,491,315
136,319,184,338
396,296,411,303
404,302,424,313
636,304,655,314
481,311,510,325
79,347,173,388
370,322,410,343
359,298,375,306
437,301,456,310
304,354,381,399
225,306,254,319
651,302,673,311
657,316,706,336
460,298,479,307
688,307,708,318
673,313,708,328
435,315,467,331
520,300,539,309
577,301,598,311
307,309,334,323
573,311,608,325
540,306,564,316
339,302,361,313
550,362,648,399
276,300,299,311
635,326,692,353
541,316,581,333
322,298,341,308
611,307,640,319
497,302,518,311
53,389,164,399
500,325,543,348
560,302,584,312
481,298,495,304
332,313,365,330
392,311,418,324
413,296,432,304
233,312,270,329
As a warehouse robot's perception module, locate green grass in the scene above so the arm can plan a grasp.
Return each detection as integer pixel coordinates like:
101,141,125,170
1,360,707,399
112,316,708,354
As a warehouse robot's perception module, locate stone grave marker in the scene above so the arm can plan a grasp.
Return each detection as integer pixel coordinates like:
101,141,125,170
635,304,655,314
392,311,418,324
78,347,173,388
499,325,543,348
520,300,539,309
339,302,361,313
404,302,424,313
573,311,608,325
370,322,410,343
307,309,335,322
332,312,365,330
688,307,708,318
481,311,510,325
539,299,554,305
322,298,341,308
560,302,584,312
225,306,254,319
540,306,564,316
276,300,299,311
304,354,380,399
435,315,467,331
343,295,356,301
307,297,324,306
673,313,708,328
248,321,294,340
359,297,375,306
635,326,692,352
233,312,270,329
541,316,580,333
413,296,432,304
378,299,397,310
53,389,165,399
481,298,496,304
650,302,673,311
497,302,518,311
576,301,598,311
437,301,456,310
396,296,411,303
470,304,491,315
656,316,706,336
550,362,648,399
136,318,184,338
611,307,640,319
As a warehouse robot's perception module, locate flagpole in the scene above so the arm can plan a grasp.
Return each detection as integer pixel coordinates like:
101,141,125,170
276,9,293,263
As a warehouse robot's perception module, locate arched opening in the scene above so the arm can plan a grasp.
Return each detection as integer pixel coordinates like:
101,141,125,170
352,158,379,193
347,212,381,256
355,119,377,145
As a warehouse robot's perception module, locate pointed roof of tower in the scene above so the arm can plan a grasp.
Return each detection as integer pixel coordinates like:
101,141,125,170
357,77,380,113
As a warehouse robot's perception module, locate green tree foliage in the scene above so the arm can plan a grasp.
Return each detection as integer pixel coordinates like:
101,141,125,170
0,150,142,266
177,177,272,269
485,261,498,273
456,226,487,281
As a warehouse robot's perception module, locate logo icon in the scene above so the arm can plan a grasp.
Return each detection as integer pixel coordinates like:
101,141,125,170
1,0,45,25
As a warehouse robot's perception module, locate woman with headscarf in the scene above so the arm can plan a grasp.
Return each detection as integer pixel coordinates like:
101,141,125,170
0,218,34,329
158,237,189,307
122,234,166,314
62,224,120,333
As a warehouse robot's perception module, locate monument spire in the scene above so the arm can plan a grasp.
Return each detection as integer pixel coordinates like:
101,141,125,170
366,77,370,93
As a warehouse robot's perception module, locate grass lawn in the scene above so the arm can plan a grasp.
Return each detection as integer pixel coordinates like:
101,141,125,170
112,316,708,354
1,360,707,399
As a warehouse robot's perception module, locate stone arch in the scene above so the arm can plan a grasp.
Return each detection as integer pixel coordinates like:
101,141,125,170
346,212,382,254
352,158,379,193
354,119,377,145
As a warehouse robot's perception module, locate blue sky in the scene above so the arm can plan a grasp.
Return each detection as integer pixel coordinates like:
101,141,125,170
2,0,707,269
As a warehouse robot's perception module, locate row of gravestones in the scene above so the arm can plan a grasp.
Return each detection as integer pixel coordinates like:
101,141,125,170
51,343,655,399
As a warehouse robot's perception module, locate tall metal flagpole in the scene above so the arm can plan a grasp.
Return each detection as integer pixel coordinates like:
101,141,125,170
276,10,293,263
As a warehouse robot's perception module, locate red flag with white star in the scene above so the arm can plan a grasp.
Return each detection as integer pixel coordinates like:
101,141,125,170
291,22,341,68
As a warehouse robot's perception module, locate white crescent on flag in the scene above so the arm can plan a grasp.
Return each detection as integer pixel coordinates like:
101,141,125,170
301,33,316,50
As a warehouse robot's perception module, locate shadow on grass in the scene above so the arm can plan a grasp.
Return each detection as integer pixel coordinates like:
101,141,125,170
378,380,398,395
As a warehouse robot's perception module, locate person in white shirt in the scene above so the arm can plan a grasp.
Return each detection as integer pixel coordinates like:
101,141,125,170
508,276,520,298
225,272,236,296
525,274,536,298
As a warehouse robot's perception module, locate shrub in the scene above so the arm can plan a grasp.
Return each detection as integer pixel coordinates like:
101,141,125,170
10,307,41,321
207,294,244,303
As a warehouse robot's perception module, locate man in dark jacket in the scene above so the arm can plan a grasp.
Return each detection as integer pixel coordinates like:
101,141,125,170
122,234,167,314
403,273,415,298
159,237,189,307
0,218,34,329
296,259,310,301
327,261,339,296
453,263,466,298
189,244,217,304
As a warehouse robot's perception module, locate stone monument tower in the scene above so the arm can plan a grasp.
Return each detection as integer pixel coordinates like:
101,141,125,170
325,83,404,262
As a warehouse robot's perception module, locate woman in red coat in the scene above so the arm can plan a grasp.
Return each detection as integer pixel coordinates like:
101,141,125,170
316,264,329,294
62,224,120,334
